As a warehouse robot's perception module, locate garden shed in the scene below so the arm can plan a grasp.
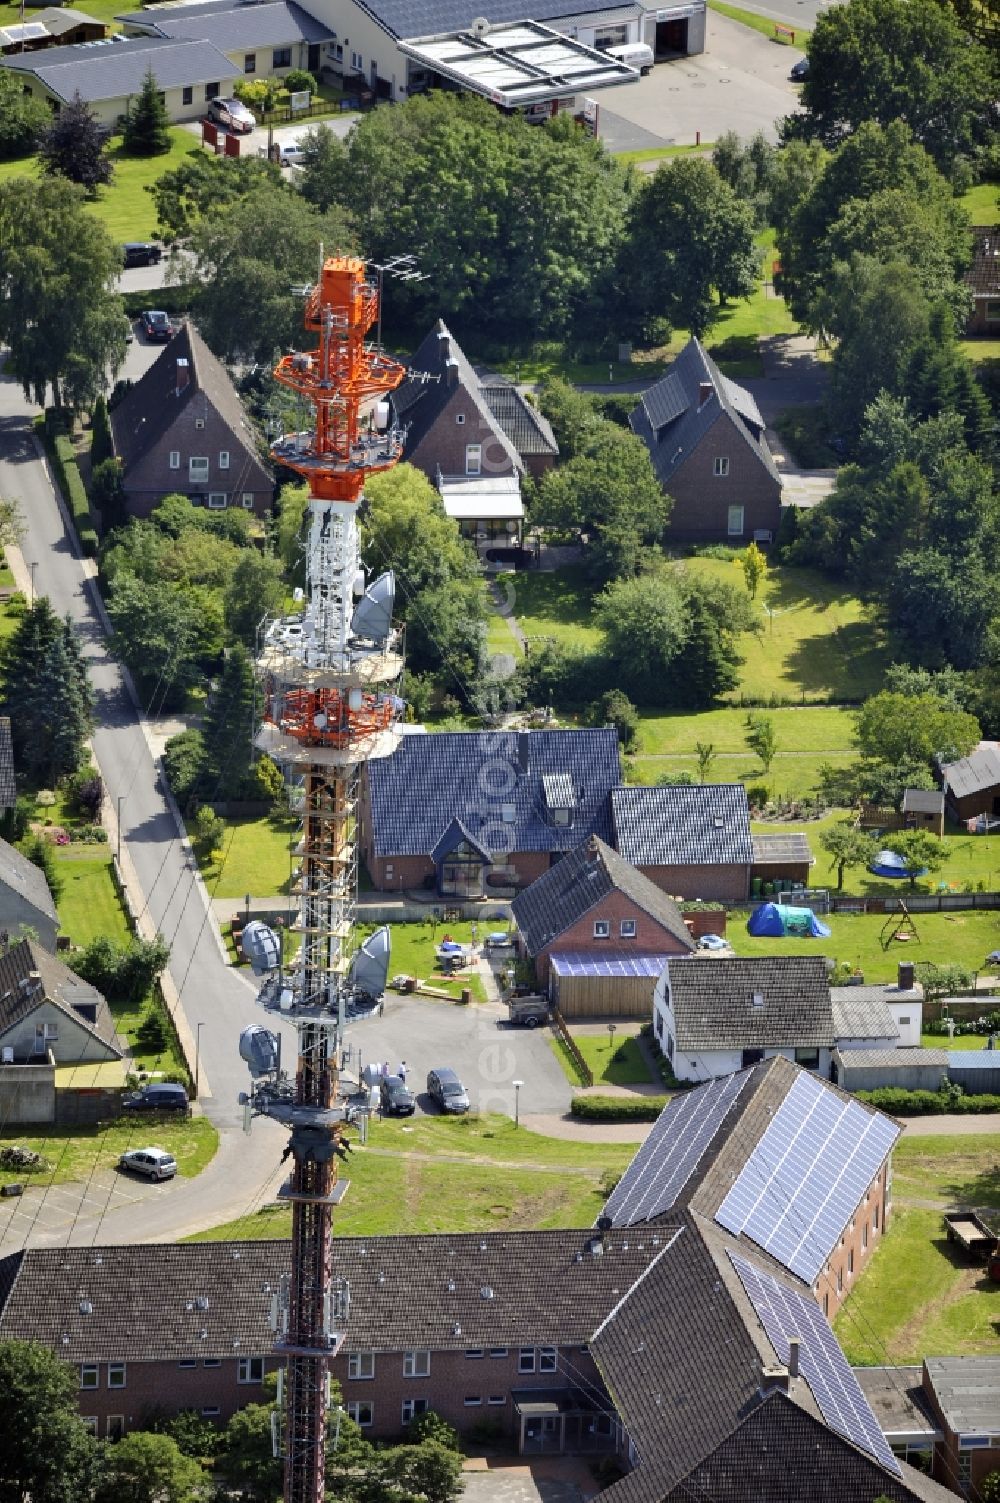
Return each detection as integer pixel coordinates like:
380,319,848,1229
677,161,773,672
549,952,671,1019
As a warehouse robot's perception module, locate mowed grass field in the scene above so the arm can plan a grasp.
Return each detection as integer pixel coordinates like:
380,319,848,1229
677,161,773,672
189,814,299,899
734,907,1000,983
53,851,131,946
0,1117,218,1187
836,1135,1000,1364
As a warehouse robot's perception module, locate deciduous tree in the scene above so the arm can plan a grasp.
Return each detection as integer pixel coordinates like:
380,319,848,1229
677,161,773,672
223,550,285,648
819,820,878,890
94,1430,207,1503
0,69,49,159
744,712,777,775
884,829,945,889
855,691,980,766
0,1339,98,1503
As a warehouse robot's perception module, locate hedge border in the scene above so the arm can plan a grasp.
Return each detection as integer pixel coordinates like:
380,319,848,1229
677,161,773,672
570,1094,668,1122
36,413,98,557
855,1087,1000,1115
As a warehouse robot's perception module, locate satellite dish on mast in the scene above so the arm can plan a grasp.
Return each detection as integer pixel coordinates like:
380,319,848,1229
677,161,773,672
347,926,391,1003
242,921,281,975
350,571,395,642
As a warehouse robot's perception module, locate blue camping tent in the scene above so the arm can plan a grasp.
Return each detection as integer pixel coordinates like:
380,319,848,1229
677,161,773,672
747,902,831,939
869,849,928,880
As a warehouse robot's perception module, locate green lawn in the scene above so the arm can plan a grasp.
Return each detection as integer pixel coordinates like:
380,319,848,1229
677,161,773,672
367,920,488,1003
922,1033,990,1050
616,143,715,163
506,565,601,651
707,0,809,42
0,128,200,243
959,183,999,221
54,851,130,946
189,1114,632,1241
734,908,1000,983
836,1136,999,1364
0,1117,218,1188
572,1032,655,1086
190,814,299,899
962,338,1000,363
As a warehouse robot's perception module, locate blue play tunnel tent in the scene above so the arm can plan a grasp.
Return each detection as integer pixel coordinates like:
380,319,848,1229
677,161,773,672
747,902,831,939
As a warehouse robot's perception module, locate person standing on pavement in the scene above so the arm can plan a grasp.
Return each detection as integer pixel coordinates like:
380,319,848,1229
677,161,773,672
399,1060,407,1084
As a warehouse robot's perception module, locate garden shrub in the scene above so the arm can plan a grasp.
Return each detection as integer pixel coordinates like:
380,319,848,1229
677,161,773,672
570,1094,668,1122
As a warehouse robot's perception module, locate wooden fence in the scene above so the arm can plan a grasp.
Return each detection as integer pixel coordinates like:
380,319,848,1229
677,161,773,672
551,1005,594,1086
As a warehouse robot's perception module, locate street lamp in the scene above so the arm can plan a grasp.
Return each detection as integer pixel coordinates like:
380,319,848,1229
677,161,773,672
512,1078,523,1129
116,795,124,863
29,561,38,605
195,1021,204,1097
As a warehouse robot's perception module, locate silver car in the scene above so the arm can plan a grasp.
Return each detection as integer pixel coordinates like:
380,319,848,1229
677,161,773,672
427,1067,470,1115
208,97,255,134
119,1147,177,1181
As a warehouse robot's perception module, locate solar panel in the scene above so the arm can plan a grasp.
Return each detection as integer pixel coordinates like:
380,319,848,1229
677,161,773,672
715,1072,899,1284
548,952,669,980
729,1253,901,1476
603,1071,750,1227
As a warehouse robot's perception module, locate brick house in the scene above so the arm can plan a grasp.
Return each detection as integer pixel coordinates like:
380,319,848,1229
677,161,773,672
921,1358,1000,1500
110,322,273,521
610,783,754,901
940,744,1000,823
511,833,694,1010
964,226,1000,336
360,728,621,895
629,338,782,544
0,1059,950,1503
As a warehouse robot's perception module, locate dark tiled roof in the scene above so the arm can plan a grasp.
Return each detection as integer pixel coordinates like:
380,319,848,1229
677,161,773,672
394,320,522,475
351,0,637,42
1,34,235,102
751,833,813,866
611,784,753,868
366,729,620,858
0,939,121,1056
511,835,695,955
478,380,559,459
0,718,15,810
110,322,271,487
120,0,332,45
965,226,1000,298
629,338,781,490
0,1229,659,1361
941,745,1000,800
666,955,834,1051
0,837,58,923
429,816,492,864
901,788,944,814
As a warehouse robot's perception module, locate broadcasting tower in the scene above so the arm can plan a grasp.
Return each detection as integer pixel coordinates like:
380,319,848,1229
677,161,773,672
237,256,408,1503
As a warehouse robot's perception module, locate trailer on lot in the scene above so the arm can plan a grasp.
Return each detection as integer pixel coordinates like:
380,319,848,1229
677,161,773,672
944,1211,1000,1280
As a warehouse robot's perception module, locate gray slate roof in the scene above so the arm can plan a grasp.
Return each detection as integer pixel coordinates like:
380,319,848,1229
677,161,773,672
394,319,522,475
511,834,696,955
35,7,104,34
119,0,332,47
829,982,924,1006
833,1047,949,1069
923,1357,1000,1435
365,728,620,859
111,322,271,487
0,938,121,1056
352,0,638,42
1,33,235,102
667,955,834,1050
0,837,58,926
629,338,781,490
941,745,1000,800
901,788,945,815
478,378,559,459
831,994,899,1041
611,783,754,868
965,226,1000,299
751,832,813,866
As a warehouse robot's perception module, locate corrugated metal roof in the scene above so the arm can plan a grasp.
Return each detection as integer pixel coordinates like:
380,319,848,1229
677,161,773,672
941,745,1000,800
831,996,899,1041
2,33,235,101
549,951,669,977
947,1050,1000,1069
612,783,753,868
924,1357,1000,1435
751,832,813,866
832,1047,949,1068
901,788,944,814
352,0,640,43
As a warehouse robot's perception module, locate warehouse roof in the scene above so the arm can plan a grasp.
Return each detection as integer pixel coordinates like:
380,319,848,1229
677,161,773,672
353,0,641,42
612,783,754,868
1,33,235,101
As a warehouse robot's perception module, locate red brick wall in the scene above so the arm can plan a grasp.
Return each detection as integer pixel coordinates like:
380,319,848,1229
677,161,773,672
406,381,519,484
682,909,726,939
364,848,555,895
638,863,750,902
661,411,781,543
535,889,690,983
74,1356,275,1438
812,1164,890,1320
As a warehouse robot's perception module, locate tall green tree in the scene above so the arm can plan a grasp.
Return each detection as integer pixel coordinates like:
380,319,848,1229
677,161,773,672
298,122,349,212
618,157,758,337
203,644,256,792
0,1339,98,1503
884,829,945,889
107,575,210,708
223,551,285,648
855,691,980,765
0,176,127,408
150,152,282,241
793,0,997,169
37,92,112,193
0,70,49,160
121,67,171,156
819,820,878,890
1,600,93,782
744,712,777,774
94,1430,206,1503
90,394,113,466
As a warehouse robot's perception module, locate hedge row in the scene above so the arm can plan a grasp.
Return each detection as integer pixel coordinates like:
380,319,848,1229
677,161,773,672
122,285,195,319
855,1087,1000,1115
38,415,98,556
570,1094,668,1122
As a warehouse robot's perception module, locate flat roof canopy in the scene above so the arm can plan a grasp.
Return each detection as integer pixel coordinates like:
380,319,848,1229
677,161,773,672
440,475,524,521
399,20,638,107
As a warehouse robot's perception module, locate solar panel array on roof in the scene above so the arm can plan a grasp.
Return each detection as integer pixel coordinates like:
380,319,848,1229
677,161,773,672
603,1071,750,1227
715,1072,899,1285
729,1253,901,1476
548,952,669,979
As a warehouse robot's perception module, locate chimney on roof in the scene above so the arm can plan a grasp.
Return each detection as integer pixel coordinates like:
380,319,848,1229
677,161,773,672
761,1364,790,1395
698,381,713,408
897,960,914,991
586,834,600,863
517,732,530,774
787,1337,800,1379
444,356,459,387
176,357,190,395
437,328,451,361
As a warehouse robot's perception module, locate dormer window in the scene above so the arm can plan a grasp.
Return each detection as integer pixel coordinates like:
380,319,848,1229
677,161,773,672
542,772,576,829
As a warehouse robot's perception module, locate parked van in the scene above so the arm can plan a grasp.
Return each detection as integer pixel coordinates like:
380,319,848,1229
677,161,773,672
607,42,655,75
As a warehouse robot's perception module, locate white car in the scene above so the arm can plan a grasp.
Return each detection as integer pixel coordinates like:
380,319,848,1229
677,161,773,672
119,1147,177,1181
207,97,255,134
279,139,308,167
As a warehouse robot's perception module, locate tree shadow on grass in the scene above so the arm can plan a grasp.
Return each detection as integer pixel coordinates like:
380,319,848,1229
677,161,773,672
782,619,887,700
513,566,595,629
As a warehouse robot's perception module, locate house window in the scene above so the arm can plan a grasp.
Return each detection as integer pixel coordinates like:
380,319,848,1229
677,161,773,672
201,1407,221,1419
348,1352,375,1381
79,1365,98,1390
219,450,230,469
794,1048,820,1070
182,86,193,106
959,1452,972,1485
401,1398,428,1425
403,1350,430,1378
538,1348,557,1373
465,444,482,476
986,300,1000,324
351,51,362,70
655,1012,663,1037
242,493,255,509
169,451,180,469
195,417,206,429
666,1031,675,1060
273,47,292,67
107,1363,126,1389
178,1358,197,1368
82,1416,98,1436
189,456,209,483
465,1349,484,1360
873,1203,879,1231
207,493,227,509
203,1358,221,1368
837,1266,843,1293
727,504,744,536
107,1416,125,1441
205,82,221,100
244,52,256,73
862,1222,869,1250
518,1349,535,1374
347,1401,374,1427
595,22,628,46
489,1348,508,1358
822,1293,829,1317
238,1356,265,1384
456,413,466,425
620,919,636,939
848,1249,854,1276
713,457,730,477
488,1395,506,1405
464,1396,483,1406
593,920,610,939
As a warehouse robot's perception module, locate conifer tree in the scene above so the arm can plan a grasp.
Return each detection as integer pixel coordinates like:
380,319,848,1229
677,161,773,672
122,67,171,156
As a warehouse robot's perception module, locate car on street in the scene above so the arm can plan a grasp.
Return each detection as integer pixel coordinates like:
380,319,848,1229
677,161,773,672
122,1082,190,1114
279,139,308,167
426,1066,470,1115
789,57,809,81
380,1074,416,1115
118,1147,177,1181
122,241,162,268
140,309,172,341
207,96,255,133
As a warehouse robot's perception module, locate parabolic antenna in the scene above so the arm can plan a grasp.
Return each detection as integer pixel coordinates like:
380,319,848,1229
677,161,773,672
347,925,391,1002
242,920,282,975
239,1024,280,1078
350,571,395,642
